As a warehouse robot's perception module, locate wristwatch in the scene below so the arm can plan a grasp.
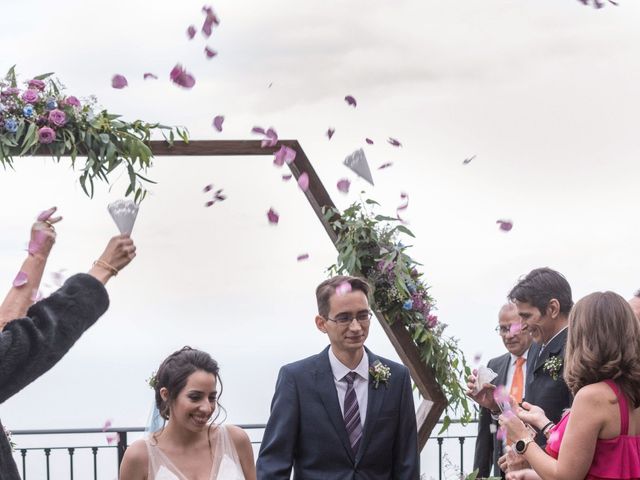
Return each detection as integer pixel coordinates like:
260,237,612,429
514,437,534,455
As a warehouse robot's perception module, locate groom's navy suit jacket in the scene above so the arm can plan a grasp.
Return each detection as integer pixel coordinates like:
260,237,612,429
256,346,419,480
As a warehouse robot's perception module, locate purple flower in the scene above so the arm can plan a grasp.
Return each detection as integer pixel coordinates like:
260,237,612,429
38,126,56,144
28,79,46,91
48,109,66,127
21,89,39,104
1,87,20,97
64,96,81,107
426,315,438,328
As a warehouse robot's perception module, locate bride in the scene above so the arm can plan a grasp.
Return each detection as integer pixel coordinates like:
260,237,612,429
120,347,256,480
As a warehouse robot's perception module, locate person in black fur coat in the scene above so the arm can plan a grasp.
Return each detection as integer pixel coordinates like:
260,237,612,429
0,207,137,479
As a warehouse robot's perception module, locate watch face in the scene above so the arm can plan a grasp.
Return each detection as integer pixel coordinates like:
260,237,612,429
515,439,526,453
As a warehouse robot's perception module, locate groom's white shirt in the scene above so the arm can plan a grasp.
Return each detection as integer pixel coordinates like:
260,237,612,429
328,347,369,423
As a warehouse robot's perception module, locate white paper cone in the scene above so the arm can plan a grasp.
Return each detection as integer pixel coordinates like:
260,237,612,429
475,365,499,395
108,199,139,235
344,148,374,186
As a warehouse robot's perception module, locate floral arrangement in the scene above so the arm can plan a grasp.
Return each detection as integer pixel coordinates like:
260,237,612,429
543,356,563,381
3,425,16,452
0,67,188,201
369,360,391,389
325,199,472,432
146,371,158,389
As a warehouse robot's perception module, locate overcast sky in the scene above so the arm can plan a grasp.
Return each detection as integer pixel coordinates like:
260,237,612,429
1,0,639,477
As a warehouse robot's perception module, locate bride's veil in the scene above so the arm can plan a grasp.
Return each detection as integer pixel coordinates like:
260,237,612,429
144,401,165,440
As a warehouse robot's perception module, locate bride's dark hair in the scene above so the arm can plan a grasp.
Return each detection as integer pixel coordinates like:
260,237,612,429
153,346,225,423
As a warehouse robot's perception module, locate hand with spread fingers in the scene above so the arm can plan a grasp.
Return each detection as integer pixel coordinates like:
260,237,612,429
29,206,63,260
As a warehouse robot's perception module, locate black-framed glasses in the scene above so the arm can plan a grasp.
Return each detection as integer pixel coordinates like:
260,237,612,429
325,311,373,325
495,326,511,336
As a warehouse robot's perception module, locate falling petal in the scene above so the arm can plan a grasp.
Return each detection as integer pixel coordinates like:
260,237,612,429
267,208,279,225
497,220,513,232
282,174,292,181
326,128,335,140
169,64,196,89
496,426,507,441
212,115,224,132
203,184,213,193
30,289,42,302
111,75,128,89
473,353,482,364
509,323,523,335
143,73,158,80
336,281,352,296
365,138,374,145
204,46,218,59
251,126,266,135
268,82,273,88
396,192,409,222
50,270,66,287
298,172,309,192
106,433,120,445
337,178,351,194
102,420,112,431
297,253,309,262
387,137,402,147
13,271,28,287
213,189,227,202
187,25,197,39
344,95,357,107
202,5,220,37
493,385,511,412
37,207,56,222
205,200,215,207
463,155,476,165
273,145,296,167
263,128,278,147
28,230,48,255
378,162,393,170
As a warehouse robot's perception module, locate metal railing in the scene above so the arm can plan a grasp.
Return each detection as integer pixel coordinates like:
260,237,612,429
11,421,479,479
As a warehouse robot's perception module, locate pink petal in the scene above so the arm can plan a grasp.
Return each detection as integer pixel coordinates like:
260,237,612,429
205,200,215,207
496,426,507,441
251,126,266,135
497,220,513,232
212,115,224,132
365,138,374,145
326,128,335,140
298,172,309,192
102,419,112,431
169,64,196,89
143,73,158,80
297,253,310,262
13,271,28,287
203,184,213,193
473,353,482,364
396,192,409,221
202,5,220,38
378,162,393,170
282,174,292,181
187,25,197,39
493,385,511,411
267,208,279,225
273,145,296,167
28,230,48,255
463,155,476,165
30,289,42,302
337,178,351,194
204,46,218,59
336,281,352,296
106,433,120,445
111,74,128,89
509,323,523,335
213,189,226,202
37,207,56,222
387,137,402,147
344,95,357,107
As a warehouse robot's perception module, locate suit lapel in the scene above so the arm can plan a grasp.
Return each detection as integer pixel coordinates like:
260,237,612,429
533,328,567,373
494,353,511,386
313,348,355,462
356,350,386,464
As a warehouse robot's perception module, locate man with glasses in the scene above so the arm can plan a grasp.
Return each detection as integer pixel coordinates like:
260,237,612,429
473,303,532,479
257,275,419,479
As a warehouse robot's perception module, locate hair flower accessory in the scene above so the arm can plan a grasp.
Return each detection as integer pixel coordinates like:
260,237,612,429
369,360,391,389
543,356,563,381
146,371,158,390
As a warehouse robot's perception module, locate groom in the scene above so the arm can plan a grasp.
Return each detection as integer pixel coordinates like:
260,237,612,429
256,275,419,479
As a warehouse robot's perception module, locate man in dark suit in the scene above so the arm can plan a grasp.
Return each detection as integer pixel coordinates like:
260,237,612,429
256,275,419,480
473,303,532,478
468,268,574,476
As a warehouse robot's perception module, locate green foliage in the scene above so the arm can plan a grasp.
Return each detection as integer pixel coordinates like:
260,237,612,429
325,200,473,430
0,67,187,200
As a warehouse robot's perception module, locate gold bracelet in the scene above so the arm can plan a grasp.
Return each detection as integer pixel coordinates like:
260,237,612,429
93,260,118,276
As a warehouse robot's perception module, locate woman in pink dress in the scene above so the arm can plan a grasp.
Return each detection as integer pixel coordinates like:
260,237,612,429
501,291,640,480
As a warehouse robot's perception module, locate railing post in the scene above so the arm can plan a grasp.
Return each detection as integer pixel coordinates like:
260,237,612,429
21,449,27,480
437,437,443,480
92,447,98,480
459,437,465,478
44,448,51,480
117,430,128,472
68,447,75,480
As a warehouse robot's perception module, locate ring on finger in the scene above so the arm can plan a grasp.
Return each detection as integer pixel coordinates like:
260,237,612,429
44,220,55,231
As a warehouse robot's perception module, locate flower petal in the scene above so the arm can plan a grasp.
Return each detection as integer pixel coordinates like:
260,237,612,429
187,25,197,39
273,145,296,167
282,174,292,181
13,271,28,287
344,95,357,107
111,74,128,89
204,46,218,59
396,192,409,222
202,5,220,37
387,137,402,147
336,281,352,296
326,128,335,140
365,138,374,145
267,208,279,225
169,64,196,89
337,178,351,194
496,219,513,232
378,162,393,170
212,115,224,132
463,154,476,165
143,73,158,80
251,126,266,135
298,172,309,192
203,184,213,193
297,253,310,262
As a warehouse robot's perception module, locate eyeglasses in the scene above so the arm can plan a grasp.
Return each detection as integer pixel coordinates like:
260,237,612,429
495,324,525,336
325,311,373,325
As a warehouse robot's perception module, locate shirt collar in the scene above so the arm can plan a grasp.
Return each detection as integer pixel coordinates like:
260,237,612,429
541,326,568,350
510,348,530,366
328,347,369,381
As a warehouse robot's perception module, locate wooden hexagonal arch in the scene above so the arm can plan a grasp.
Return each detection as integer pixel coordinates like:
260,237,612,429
32,139,448,449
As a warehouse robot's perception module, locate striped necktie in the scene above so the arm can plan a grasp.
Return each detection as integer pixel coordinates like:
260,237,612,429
343,371,363,454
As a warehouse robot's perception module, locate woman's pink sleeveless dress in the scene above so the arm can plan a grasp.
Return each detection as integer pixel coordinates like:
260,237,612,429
545,380,640,479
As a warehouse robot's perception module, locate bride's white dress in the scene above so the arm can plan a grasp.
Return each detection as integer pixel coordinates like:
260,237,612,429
145,425,245,480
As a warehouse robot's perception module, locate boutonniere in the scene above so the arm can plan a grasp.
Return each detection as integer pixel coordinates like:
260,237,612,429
3,425,16,452
543,356,563,381
369,361,391,389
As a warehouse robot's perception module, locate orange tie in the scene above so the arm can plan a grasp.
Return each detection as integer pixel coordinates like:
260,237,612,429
510,357,525,404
